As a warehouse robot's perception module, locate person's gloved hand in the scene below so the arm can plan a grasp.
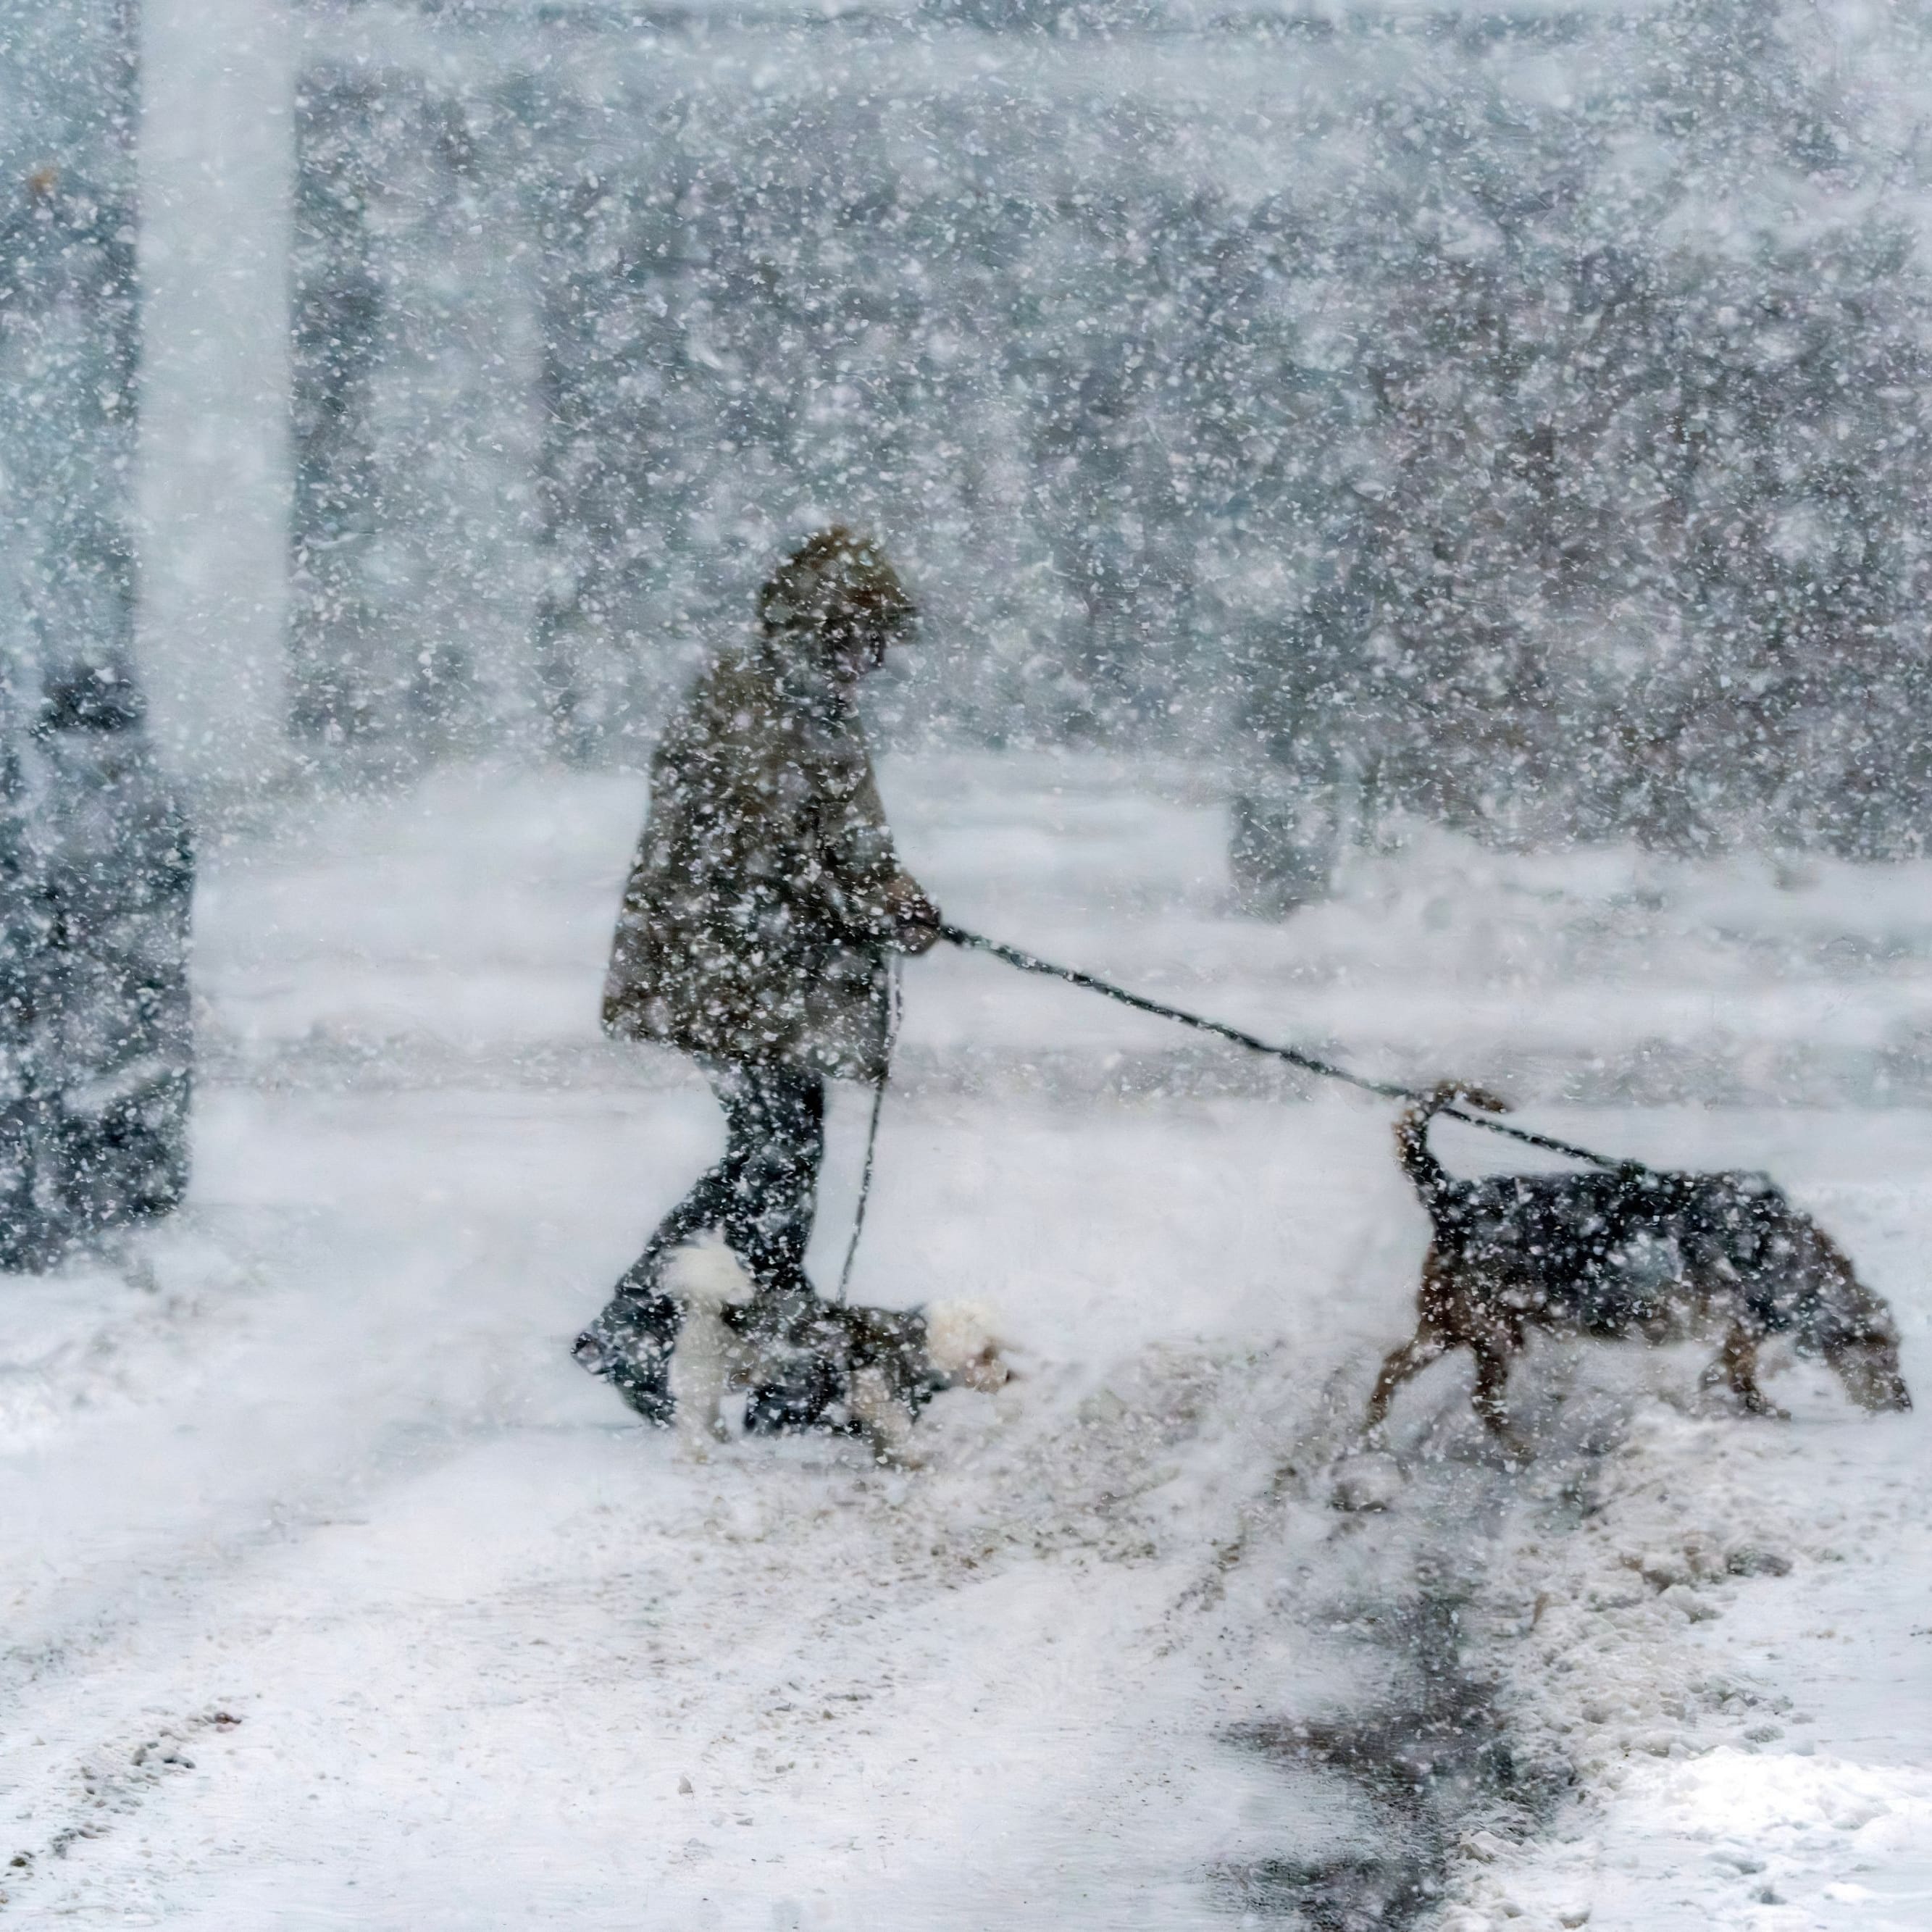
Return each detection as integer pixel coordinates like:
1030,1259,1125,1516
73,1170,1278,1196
887,882,942,955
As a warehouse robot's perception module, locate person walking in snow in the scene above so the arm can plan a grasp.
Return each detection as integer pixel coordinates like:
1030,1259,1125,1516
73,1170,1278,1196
574,529,942,1421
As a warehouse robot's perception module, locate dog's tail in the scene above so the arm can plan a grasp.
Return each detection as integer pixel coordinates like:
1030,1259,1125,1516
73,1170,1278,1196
661,1235,757,1313
1395,1081,1511,1208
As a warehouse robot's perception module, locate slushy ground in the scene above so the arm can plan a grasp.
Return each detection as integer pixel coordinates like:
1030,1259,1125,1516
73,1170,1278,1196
1,755,1925,1929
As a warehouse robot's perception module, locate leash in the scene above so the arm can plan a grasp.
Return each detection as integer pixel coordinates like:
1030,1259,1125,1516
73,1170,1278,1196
837,954,903,1302
938,923,1635,1174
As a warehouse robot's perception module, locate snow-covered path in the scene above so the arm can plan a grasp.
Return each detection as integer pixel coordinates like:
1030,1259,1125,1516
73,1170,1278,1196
1,758,1926,1928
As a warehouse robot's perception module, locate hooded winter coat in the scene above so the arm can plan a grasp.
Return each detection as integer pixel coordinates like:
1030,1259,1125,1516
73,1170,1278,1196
601,634,926,1081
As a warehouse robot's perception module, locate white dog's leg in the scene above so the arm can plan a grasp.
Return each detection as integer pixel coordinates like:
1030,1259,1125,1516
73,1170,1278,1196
663,1239,757,1456
668,1300,732,1455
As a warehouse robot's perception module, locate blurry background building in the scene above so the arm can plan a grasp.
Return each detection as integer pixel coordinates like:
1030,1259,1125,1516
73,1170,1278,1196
136,0,1932,871
3,0,1915,1252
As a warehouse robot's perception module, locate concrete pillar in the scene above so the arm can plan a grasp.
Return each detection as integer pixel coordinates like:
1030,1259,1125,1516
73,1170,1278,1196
135,0,296,797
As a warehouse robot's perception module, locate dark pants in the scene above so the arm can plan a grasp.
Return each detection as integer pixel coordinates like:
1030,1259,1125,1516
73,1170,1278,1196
577,1057,827,1420
632,1056,827,1300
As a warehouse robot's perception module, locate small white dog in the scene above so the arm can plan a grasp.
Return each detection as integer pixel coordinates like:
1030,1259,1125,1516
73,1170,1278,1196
662,1238,1008,1461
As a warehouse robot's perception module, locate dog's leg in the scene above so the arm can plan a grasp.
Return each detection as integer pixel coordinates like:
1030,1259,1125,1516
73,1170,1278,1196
669,1300,735,1455
848,1365,917,1465
661,1239,761,1454
1470,1334,1531,1463
1710,1323,1789,1421
1363,1323,1450,1434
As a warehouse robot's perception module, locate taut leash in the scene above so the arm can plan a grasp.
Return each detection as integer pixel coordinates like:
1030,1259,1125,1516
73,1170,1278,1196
938,923,1635,1174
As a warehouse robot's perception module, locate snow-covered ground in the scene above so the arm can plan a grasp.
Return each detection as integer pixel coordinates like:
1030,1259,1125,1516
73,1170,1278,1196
1,753,1926,1928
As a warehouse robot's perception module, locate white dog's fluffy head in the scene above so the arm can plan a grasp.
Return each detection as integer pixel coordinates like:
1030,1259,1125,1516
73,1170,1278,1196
662,1236,756,1312
922,1300,1010,1391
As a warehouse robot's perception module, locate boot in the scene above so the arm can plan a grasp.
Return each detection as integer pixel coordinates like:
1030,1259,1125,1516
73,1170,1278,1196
573,1289,682,1426
732,1279,845,1434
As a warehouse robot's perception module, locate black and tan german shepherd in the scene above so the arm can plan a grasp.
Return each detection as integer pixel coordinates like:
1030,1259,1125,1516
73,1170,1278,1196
1365,1084,1910,1455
